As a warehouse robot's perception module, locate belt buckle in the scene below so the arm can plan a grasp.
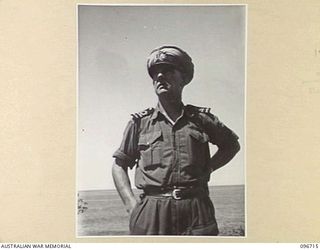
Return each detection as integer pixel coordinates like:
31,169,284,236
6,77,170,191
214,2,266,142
172,188,182,200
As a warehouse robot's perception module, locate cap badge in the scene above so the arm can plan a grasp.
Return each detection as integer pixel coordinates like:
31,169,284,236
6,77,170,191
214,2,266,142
155,51,167,62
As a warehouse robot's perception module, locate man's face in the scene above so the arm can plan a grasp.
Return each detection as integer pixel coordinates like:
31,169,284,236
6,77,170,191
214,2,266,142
151,64,185,100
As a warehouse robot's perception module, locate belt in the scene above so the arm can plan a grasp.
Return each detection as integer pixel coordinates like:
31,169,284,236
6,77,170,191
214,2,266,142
143,186,207,200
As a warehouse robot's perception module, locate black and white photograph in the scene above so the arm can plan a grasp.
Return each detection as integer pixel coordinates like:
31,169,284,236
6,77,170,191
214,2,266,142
3,0,320,245
77,4,246,236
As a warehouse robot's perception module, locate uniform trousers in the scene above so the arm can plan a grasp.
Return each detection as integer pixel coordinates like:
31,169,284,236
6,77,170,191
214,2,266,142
129,194,219,235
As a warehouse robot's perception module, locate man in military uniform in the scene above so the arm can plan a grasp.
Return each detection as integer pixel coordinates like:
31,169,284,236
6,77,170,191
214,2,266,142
112,45,240,235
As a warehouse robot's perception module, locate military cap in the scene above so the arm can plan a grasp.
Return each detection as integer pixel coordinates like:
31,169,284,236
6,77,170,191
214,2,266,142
147,45,194,85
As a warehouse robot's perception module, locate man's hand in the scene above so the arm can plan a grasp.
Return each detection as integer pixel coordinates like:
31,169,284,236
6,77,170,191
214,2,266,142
112,159,138,215
208,140,240,173
127,199,138,216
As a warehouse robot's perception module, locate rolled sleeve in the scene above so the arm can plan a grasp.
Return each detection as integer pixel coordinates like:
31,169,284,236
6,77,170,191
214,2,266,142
112,120,139,168
201,113,239,147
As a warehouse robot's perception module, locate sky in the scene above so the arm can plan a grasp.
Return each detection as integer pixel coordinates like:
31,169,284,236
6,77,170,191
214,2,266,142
78,5,246,190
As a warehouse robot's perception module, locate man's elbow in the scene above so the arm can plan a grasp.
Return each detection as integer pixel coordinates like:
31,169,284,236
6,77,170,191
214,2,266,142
233,140,241,154
220,139,240,158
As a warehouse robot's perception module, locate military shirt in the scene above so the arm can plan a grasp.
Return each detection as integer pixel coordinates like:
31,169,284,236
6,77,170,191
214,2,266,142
113,104,239,189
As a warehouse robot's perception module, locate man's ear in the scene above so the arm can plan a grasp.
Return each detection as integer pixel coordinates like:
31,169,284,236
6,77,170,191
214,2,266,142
181,73,188,86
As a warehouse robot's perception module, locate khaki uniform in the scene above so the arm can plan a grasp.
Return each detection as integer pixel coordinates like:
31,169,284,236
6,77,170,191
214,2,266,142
113,104,239,235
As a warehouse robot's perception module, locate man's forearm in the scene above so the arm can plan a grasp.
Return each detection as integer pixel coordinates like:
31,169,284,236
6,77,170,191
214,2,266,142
208,140,240,173
112,160,137,214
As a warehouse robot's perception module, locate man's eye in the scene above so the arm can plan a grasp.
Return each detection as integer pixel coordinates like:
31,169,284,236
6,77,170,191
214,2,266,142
163,68,174,74
151,66,175,79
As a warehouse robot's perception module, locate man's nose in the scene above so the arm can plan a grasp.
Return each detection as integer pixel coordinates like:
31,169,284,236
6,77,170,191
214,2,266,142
156,72,164,81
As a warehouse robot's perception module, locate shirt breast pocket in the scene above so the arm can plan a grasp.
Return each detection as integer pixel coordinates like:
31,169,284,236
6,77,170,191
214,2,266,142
138,130,163,169
188,129,210,168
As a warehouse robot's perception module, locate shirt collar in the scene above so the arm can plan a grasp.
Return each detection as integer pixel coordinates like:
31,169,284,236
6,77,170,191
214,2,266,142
150,105,161,121
150,102,185,122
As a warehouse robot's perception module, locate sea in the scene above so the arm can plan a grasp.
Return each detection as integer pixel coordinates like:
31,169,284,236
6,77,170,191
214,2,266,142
77,185,245,236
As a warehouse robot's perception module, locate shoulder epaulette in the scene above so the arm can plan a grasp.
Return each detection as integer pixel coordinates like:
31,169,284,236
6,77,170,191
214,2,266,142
186,104,211,115
197,106,211,114
131,107,154,120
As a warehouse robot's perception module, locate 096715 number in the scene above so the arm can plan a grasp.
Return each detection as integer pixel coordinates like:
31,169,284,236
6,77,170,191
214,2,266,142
300,244,319,249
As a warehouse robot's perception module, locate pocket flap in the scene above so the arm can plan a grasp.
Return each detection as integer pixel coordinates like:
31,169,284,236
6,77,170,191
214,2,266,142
138,130,162,145
189,130,209,143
